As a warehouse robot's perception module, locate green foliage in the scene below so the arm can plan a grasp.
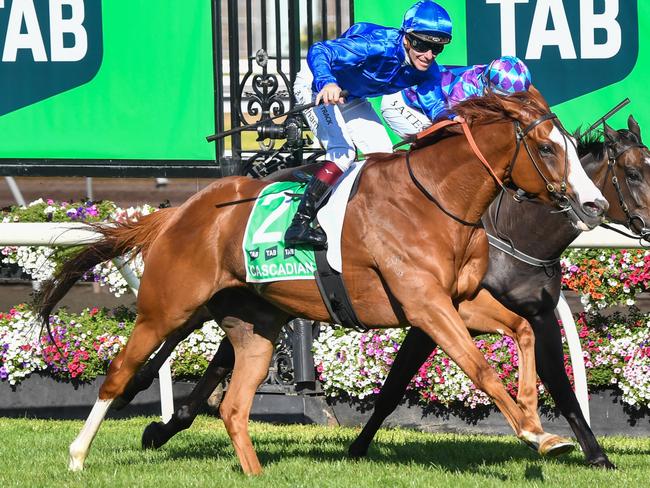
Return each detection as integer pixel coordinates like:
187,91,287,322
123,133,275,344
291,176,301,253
1,417,649,487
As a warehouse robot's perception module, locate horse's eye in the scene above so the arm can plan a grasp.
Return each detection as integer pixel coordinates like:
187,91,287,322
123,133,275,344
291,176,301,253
625,169,642,183
538,144,554,156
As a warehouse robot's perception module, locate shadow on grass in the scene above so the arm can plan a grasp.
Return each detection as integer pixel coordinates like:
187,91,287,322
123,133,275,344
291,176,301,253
158,431,586,476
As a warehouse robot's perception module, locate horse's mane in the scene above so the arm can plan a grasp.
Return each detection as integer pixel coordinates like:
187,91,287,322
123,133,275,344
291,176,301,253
575,128,605,159
575,127,641,160
411,92,548,150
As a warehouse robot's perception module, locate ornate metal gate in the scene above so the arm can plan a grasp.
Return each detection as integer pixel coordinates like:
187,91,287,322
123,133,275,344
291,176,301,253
211,1,354,394
212,0,354,177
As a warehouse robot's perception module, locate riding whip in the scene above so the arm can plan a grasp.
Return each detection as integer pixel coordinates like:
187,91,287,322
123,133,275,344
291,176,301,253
206,89,350,142
578,98,631,139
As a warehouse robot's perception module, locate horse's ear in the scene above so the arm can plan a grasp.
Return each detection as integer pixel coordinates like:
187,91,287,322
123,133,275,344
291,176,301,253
527,85,550,110
628,115,642,142
603,122,618,143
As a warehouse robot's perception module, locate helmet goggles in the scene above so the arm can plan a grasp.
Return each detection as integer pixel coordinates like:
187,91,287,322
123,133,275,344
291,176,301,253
407,33,447,55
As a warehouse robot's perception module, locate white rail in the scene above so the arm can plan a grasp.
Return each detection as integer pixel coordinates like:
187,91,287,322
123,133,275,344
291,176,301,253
1,221,645,427
0,223,173,422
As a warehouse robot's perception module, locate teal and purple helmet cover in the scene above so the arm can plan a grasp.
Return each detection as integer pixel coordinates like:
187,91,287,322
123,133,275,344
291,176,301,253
483,56,532,95
439,56,532,105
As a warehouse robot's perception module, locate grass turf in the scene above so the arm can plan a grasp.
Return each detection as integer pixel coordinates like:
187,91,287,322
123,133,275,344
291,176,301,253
0,416,648,487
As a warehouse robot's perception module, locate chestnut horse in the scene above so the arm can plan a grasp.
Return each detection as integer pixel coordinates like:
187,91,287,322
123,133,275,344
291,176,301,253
40,92,607,474
90,116,649,468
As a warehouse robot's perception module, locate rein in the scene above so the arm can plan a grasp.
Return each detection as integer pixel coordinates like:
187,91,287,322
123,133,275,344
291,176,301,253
487,189,562,271
489,135,650,270
406,119,499,226
407,112,565,227
486,233,561,267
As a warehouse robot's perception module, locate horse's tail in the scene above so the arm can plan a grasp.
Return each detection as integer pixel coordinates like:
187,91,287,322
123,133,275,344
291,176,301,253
35,208,176,328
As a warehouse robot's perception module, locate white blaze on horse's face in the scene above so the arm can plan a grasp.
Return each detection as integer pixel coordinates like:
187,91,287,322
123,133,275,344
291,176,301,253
548,126,607,228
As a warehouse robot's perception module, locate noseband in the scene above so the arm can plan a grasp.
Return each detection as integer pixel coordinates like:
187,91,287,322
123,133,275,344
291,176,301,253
601,138,650,243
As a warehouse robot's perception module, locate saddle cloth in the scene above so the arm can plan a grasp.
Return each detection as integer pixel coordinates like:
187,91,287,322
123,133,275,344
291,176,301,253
242,161,364,283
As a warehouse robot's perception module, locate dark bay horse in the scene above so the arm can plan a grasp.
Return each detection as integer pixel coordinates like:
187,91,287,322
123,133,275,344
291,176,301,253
89,116,650,469
39,92,607,474
346,116,650,469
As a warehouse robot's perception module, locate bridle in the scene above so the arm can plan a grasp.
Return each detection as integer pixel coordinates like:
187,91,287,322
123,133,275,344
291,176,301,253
600,134,650,243
407,110,572,227
509,113,570,203
488,129,650,271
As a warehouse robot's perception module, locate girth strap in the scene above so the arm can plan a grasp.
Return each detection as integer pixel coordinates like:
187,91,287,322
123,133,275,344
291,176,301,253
313,248,368,332
487,233,561,267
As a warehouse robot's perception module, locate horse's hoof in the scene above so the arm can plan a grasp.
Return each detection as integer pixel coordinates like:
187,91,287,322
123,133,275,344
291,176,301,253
538,434,575,457
589,456,616,469
348,442,369,459
69,444,86,471
142,422,168,450
68,457,84,472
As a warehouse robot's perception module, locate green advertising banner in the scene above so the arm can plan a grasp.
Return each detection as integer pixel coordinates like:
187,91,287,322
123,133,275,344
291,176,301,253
0,0,215,174
355,0,647,134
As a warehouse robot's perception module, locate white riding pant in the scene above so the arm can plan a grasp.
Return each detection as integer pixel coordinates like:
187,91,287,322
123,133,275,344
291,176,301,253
380,91,432,139
294,66,393,172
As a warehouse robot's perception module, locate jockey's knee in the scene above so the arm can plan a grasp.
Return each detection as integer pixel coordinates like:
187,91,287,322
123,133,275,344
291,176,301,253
326,148,356,172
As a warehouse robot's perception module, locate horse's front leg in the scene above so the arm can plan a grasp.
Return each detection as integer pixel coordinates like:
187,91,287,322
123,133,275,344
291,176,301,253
401,289,533,432
378,268,554,454
458,289,574,457
529,310,614,468
348,327,435,458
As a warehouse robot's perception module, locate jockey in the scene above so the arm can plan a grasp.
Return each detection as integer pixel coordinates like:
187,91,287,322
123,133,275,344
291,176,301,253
285,1,453,246
381,56,533,138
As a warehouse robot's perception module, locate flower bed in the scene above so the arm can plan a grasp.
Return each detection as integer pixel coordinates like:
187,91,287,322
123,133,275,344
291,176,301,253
313,310,650,410
0,304,224,385
561,248,650,311
1,199,649,412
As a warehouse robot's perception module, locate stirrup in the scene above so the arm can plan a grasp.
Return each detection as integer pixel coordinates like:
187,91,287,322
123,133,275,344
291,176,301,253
285,225,326,246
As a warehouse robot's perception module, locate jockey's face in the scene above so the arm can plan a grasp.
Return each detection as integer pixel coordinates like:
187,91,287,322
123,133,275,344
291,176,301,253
405,36,438,71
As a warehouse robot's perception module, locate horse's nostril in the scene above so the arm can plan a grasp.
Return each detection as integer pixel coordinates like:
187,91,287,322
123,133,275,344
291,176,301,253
596,198,610,213
582,200,607,217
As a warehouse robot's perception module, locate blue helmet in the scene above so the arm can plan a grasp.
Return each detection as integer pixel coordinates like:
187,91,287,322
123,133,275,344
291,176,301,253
402,1,452,44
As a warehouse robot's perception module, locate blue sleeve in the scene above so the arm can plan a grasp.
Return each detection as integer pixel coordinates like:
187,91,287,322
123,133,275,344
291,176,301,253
307,35,382,92
415,68,453,121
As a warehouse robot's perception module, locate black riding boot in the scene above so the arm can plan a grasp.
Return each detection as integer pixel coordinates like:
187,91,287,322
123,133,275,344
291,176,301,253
284,177,332,246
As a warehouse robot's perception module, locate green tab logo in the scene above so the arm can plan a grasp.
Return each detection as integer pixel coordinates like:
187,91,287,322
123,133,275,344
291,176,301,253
0,0,103,116
467,0,638,105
